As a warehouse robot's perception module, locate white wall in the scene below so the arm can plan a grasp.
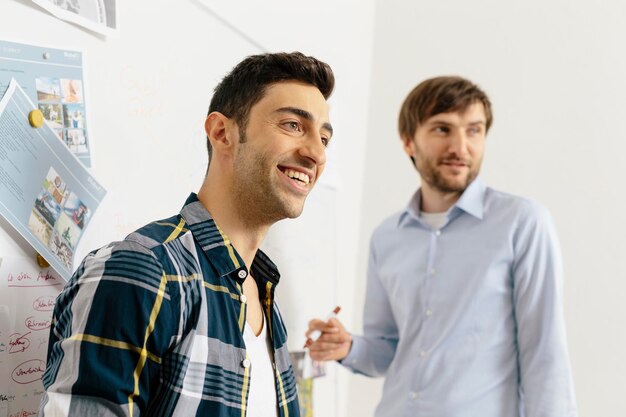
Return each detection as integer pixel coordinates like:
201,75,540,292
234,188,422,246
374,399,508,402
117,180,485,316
349,0,626,416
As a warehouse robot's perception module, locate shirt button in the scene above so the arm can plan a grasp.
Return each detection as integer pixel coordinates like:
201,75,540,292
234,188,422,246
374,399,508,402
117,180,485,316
240,294,247,303
238,270,247,279
410,391,419,400
435,230,441,236
419,350,427,358
425,309,432,316
242,358,251,368
430,268,436,275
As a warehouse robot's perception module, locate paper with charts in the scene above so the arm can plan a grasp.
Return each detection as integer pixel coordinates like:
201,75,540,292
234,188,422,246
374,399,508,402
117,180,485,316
0,39,93,167
0,78,106,281
0,256,64,417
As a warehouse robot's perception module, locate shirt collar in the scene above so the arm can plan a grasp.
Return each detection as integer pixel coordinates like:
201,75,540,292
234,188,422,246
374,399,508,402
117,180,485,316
399,177,486,227
179,193,281,286
454,177,485,220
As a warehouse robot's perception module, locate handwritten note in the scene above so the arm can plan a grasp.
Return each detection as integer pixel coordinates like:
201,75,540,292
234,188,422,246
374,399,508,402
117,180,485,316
0,256,63,417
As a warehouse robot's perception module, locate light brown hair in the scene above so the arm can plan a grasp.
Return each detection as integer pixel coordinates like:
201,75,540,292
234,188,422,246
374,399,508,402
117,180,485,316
398,76,492,139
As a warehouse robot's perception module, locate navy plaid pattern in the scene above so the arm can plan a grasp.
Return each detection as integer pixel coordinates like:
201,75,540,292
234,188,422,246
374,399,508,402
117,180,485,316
39,193,299,417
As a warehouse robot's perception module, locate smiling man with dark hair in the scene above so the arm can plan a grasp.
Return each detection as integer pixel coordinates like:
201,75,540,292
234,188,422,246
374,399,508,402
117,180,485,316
40,52,334,417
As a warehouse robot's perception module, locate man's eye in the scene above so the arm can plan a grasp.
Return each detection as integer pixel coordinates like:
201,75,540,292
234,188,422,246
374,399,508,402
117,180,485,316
284,121,301,132
434,126,448,134
468,127,482,135
321,137,330,147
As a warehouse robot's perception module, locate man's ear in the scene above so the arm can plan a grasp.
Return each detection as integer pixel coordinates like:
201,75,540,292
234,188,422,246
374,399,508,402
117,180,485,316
401,135,417,167
205,112,236,155
401,135,415,157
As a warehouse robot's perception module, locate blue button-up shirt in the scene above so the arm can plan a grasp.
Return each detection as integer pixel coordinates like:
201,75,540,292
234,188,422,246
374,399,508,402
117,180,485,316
342,179,577,417
39,193,299,417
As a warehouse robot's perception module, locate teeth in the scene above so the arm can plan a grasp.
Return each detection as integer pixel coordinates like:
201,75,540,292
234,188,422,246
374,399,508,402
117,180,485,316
284,169,310,185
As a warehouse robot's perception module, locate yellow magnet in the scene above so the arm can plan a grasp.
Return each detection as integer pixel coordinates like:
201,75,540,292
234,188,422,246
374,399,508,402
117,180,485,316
36,253,50,268
28,109,44,128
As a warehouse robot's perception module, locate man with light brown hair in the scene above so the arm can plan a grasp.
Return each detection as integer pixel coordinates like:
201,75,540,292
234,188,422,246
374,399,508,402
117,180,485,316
307,76,577,417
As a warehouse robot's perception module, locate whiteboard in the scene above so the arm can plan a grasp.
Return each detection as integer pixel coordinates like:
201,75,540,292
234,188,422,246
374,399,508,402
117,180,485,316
0,1,377,416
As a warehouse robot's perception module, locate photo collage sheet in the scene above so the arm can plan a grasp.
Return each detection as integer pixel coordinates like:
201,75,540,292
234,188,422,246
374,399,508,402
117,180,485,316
0,39,92,167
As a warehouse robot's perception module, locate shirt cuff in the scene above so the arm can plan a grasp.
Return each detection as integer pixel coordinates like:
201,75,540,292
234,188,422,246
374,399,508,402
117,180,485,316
338,335,363,370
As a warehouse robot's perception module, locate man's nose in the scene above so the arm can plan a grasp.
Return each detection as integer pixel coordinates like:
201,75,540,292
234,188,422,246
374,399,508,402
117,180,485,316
299,134,327,166
447,130,468,156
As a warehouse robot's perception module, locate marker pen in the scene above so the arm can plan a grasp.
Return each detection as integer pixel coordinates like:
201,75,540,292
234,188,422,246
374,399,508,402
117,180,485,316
304,306,341,348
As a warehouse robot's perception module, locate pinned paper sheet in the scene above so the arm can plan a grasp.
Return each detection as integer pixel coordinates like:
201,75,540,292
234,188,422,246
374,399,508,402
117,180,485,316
0,78,106,280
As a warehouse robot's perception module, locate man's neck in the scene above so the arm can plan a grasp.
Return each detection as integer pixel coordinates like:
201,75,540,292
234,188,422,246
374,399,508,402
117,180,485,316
197,181,269,270
419,182,462,213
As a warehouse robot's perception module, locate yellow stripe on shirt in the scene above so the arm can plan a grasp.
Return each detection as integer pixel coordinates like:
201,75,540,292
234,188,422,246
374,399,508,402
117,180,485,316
216,224,240,269
240,352,251,417
127,271,168,417
275,366,289,416
164,218,186,243
265,282,273,340
67,333,161,364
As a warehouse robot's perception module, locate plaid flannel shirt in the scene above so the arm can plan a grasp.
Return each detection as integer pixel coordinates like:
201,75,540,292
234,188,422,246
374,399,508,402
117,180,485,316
39,193,299,417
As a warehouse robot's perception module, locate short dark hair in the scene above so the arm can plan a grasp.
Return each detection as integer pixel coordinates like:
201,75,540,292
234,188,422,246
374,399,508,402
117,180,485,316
206,52,335,160
398,76,493,139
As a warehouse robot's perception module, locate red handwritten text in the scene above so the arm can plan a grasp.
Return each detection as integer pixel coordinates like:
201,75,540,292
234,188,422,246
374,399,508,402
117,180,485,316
8,270,61,287
7,272,32,282
9,409,37,417
25,316,51,331
11,359,46,384
37,271,58,282
9,332,31,354
33,296,56,311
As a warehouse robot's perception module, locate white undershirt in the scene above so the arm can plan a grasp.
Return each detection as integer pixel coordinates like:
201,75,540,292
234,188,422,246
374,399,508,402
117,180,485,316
420,210,448,230
243,314,278,417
